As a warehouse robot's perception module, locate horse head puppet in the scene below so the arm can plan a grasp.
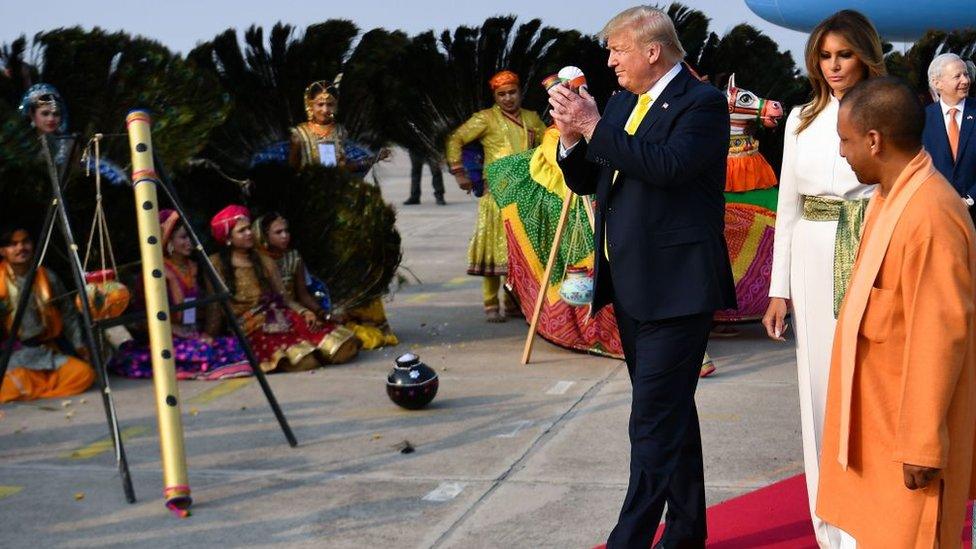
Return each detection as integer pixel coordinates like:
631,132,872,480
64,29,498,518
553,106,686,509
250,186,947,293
726,74,784,135
723,73,783,193
716,74,784,325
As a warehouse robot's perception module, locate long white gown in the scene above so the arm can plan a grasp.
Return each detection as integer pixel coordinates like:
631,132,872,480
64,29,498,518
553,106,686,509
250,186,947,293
769,95,873,549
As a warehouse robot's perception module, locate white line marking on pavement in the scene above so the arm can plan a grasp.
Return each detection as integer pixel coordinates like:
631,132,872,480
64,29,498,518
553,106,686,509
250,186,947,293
495,420,533,438
545,381,575,395
423,482,466,502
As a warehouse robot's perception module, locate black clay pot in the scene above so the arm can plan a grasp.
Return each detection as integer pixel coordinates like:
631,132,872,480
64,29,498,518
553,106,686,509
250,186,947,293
386,353,439,410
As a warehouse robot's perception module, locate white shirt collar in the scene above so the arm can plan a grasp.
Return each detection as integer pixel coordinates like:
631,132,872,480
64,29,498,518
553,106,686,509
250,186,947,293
642,62,682,100
941,97,966,116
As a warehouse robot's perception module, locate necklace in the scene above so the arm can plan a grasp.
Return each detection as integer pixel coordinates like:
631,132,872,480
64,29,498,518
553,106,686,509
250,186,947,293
306,122,335,139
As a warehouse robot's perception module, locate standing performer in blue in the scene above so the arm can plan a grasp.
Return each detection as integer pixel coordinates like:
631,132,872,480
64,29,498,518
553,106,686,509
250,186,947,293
549,6,735,548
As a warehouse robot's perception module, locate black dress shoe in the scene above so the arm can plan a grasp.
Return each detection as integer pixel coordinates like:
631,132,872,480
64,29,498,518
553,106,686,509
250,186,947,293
435,197,447,206
403,198,420,205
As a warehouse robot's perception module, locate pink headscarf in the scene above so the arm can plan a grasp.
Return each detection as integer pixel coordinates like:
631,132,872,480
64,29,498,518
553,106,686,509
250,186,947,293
209,204,250,244
158,209,180,252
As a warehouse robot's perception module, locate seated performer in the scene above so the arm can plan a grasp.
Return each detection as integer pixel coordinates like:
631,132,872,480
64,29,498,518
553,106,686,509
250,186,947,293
206,205,359,372
818,77,976,547
253,212,398,351
0,226,95,402
253,213,328,319
110,209,252,380
446,70,547,322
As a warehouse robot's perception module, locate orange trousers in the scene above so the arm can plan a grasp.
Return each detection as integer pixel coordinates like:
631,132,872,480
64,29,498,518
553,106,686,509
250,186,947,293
1,357,95,403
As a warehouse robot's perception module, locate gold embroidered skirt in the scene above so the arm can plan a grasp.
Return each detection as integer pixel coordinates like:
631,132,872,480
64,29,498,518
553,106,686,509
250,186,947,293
467,193,508,277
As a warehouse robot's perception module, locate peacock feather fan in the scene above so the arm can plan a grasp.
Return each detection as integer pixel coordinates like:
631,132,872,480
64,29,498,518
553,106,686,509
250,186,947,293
396,16,575,161
0,28,227,279
247,163,401,311
187,20,404,173
170,161,401,310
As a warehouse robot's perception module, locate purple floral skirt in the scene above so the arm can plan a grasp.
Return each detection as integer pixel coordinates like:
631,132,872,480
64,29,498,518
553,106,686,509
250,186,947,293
109,333,252,381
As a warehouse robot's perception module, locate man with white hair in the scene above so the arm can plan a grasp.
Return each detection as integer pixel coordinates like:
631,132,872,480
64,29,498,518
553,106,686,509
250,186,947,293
549,6,735,548
922,53,975,221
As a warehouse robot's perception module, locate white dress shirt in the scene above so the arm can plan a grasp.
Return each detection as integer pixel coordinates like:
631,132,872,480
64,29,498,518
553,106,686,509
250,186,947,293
941,96,966,131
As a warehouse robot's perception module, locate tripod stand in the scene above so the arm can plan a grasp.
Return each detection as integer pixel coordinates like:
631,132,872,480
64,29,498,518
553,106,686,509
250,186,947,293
0,133,136,502
0,130,298,508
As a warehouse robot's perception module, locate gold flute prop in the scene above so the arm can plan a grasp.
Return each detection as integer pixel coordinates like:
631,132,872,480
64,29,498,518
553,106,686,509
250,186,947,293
125,110,192,517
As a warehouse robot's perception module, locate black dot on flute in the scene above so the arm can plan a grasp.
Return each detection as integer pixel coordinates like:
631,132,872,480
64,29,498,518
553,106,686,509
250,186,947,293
152,269,162,278
136,143,148,152
148,236,158,244
162,350,172,359
157,311,167,321
142,201,153,210
166,395,177,406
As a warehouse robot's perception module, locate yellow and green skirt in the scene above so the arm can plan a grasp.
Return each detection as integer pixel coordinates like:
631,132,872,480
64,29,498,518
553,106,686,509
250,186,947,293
487,142,624,358
467,191,508,277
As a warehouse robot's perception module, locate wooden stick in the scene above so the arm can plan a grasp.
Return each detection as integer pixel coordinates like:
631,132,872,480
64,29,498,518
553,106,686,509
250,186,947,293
581,195,596,232
522,191,575,365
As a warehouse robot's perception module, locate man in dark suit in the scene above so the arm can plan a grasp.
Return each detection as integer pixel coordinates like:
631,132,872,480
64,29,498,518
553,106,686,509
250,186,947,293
548,6,735,549
923,53,975,220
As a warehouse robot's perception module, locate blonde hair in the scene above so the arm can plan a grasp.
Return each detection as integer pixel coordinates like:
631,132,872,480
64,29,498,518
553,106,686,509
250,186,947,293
796,10,886,135
599,6,686,62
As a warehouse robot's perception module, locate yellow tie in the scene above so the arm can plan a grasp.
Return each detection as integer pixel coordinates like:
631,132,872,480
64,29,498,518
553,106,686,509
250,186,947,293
606,93,653,260
626,93,653,134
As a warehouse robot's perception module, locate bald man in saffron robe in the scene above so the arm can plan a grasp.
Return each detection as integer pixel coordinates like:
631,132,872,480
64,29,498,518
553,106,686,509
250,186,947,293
816,77,976,547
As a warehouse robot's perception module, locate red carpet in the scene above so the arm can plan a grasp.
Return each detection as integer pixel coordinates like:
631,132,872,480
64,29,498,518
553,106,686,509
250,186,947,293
593,474,974,548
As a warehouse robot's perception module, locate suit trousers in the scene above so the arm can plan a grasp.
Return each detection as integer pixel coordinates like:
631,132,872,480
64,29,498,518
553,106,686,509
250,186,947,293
408,149,445,200
607,294,711,549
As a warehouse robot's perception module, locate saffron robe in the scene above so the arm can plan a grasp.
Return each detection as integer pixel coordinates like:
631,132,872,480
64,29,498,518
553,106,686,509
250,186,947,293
817,151,976,547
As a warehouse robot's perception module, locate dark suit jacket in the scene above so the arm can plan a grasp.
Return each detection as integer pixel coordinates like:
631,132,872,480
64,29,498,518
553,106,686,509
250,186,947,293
923,99,976,200
557,67,736,322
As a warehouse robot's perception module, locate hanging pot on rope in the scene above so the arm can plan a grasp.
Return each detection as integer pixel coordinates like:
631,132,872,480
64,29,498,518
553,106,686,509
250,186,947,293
76,269,130,320
559,266,593,307
556,196,594,308
76,134,130,320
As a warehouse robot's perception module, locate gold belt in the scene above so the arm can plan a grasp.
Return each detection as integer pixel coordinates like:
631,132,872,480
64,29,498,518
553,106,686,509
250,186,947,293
801,195,870,318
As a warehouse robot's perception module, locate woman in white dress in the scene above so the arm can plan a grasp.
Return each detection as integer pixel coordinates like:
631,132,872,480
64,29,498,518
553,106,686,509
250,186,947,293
761,10,886,549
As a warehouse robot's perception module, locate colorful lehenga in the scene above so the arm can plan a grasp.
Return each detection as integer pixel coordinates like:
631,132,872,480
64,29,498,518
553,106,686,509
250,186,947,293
210,252,358,372
487,127,624,357
266,246,397,351
109,258,253,380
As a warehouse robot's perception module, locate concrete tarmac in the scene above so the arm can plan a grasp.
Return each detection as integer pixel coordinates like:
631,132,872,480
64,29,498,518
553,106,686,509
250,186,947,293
0,150,801,548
